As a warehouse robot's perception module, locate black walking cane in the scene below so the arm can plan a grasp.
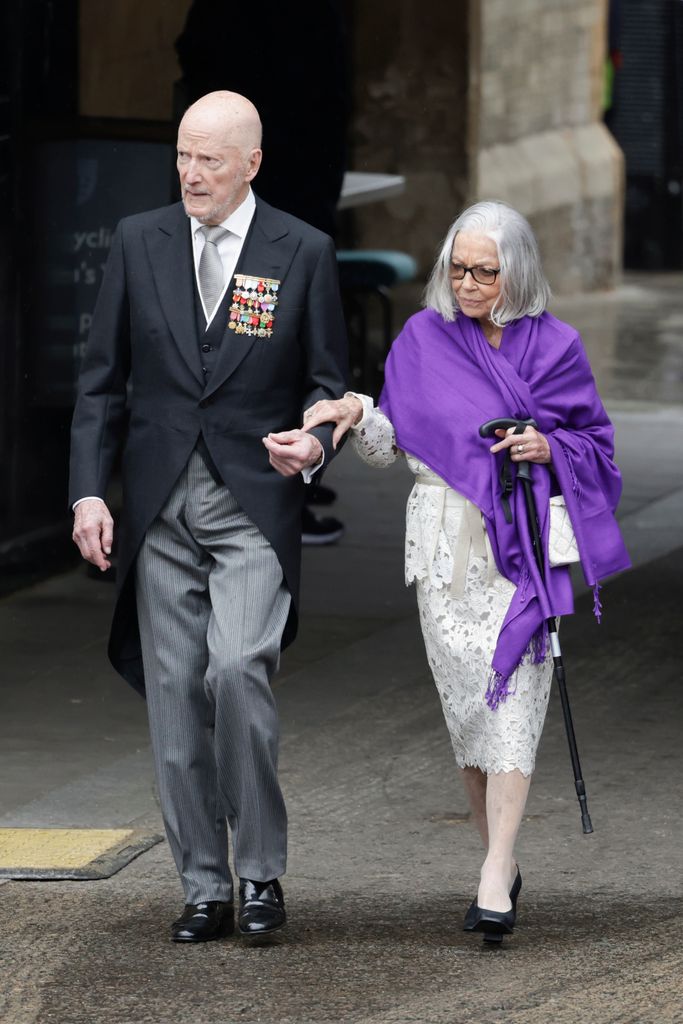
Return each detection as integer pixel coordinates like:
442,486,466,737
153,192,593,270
479,417,594,835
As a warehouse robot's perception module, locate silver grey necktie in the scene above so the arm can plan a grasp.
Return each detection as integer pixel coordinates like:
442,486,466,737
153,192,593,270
197,225,229,318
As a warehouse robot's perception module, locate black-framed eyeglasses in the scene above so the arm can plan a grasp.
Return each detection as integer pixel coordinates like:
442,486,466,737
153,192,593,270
449,262,501,286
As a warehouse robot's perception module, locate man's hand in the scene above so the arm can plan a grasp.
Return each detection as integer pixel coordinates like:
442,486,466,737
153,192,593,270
72,499,114,571
262,430,323,477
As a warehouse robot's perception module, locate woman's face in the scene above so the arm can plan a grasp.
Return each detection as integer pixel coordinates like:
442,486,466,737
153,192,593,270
450,231,502,321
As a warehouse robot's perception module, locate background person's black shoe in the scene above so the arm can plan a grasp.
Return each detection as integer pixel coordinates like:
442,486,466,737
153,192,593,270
171,900,235,942
306,483,337,506
238,878,286,938
301,507,344,546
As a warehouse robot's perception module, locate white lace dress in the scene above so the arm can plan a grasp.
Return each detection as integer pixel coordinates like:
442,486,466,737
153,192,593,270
350,395,553,776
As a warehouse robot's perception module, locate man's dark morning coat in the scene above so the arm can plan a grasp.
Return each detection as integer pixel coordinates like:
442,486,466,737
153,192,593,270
69,196,348,695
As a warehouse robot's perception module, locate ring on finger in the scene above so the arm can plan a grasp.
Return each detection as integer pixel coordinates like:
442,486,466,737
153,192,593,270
517,443,525,453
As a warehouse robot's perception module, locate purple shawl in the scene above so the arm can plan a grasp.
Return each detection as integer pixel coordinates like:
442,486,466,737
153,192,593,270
379,308,630,706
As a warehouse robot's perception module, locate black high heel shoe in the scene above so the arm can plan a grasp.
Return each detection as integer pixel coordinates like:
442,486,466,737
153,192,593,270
463,901,515,944
463,868,521,946
510,867,522,911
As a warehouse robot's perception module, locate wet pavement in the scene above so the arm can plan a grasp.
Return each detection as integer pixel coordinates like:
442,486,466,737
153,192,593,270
1,272,682,1024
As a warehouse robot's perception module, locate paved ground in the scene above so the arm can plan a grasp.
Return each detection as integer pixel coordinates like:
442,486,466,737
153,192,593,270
1,273,682,1024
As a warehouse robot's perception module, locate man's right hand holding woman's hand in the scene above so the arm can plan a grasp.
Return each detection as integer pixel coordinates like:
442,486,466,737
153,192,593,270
301,394,364,448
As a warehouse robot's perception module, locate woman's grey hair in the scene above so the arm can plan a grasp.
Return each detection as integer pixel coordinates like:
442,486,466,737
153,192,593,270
423,200,551,326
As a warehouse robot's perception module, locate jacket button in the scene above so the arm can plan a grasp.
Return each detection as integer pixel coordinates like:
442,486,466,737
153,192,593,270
201,343,212,353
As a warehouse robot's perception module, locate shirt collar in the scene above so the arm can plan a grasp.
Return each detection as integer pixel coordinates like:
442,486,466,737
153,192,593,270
191,187,256,240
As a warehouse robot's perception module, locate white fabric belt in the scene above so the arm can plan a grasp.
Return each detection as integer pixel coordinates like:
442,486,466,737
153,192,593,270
415,475,496,596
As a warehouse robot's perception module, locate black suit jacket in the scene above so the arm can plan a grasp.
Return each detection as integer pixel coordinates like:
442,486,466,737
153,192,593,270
69,196,348,695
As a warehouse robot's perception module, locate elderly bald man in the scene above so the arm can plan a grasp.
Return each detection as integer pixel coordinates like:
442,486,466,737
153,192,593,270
70,92,348,942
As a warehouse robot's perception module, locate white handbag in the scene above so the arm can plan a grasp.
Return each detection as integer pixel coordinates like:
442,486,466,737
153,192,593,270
548,495,580,567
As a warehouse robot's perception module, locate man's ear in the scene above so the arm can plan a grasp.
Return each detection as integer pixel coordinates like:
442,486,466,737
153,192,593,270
246,148,262,182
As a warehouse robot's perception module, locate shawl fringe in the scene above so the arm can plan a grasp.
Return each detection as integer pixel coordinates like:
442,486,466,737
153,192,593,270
485,670,517,711
560,440,583,504
529,622,549,665
485,624,548,712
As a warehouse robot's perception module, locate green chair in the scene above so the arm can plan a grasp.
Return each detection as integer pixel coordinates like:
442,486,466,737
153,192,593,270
336,249,418,394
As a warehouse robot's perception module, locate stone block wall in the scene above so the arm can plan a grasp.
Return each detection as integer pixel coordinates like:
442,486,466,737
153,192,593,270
348,1,470,272
474,0,606,147
349,0,623,292
471,0,623,292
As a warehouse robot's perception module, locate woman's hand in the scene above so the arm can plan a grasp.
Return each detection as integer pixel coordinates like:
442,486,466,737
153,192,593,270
489,425,552,464
301,395,364,449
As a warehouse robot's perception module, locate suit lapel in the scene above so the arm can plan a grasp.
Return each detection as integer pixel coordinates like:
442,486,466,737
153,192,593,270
144,204,205,386
202,199,301,399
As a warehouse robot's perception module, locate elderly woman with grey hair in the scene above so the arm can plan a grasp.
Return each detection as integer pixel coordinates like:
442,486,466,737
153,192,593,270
302,200,629,945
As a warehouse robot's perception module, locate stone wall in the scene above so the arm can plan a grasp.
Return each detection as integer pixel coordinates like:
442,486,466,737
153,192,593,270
470,0,623,292
349,0,623,292
349,1,470,271
473,0,605,147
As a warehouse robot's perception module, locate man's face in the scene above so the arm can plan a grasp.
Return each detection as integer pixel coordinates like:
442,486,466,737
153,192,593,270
177,122,261,225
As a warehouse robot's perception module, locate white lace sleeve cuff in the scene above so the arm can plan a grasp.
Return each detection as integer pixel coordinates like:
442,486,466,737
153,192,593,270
345,392,398,468
346,392,376,432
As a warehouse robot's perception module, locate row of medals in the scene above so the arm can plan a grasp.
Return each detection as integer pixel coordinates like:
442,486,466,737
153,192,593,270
229,278,279,337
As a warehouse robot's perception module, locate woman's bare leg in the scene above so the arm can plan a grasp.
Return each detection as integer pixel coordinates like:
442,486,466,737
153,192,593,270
476,768,530,912
460,766,489,847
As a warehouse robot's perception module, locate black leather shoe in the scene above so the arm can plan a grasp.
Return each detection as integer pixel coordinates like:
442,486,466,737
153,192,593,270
238,878,286,938
463,900,515,945
171,901,235,943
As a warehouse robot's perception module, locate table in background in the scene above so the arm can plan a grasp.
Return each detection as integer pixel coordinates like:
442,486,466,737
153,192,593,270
338,172,406,210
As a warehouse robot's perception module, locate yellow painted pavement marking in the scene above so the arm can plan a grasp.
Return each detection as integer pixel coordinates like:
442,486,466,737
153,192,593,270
0,828,135,869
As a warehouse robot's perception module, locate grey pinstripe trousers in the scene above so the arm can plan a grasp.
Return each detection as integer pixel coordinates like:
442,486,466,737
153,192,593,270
135,451,291,903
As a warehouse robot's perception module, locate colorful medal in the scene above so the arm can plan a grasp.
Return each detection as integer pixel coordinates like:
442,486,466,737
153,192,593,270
228,274,280,336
